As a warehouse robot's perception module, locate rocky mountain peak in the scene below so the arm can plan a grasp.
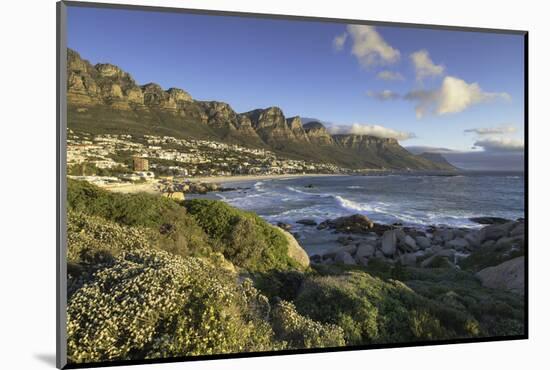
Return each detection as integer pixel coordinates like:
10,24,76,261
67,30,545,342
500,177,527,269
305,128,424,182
67,49,91,73
95,63,127,78
242,107,286,130
303,121,333,145
141,83,167,106
167,88,193,103
286,116,302,130
303,121,326,132
198,101,239,128
286,116,309,142
66,47,455,171
258,107,285,128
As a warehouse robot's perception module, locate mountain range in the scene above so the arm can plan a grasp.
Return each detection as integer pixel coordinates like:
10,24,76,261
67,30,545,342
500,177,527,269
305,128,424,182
66,48,455,171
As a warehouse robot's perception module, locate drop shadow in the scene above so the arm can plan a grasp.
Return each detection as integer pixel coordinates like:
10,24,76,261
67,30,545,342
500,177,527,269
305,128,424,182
34,353,56,367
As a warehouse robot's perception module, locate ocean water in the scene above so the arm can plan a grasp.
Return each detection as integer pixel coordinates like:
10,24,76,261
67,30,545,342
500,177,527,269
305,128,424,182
209,172,524,229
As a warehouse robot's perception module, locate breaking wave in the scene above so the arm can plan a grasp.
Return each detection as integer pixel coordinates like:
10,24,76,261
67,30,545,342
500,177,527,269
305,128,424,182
334,195,373,212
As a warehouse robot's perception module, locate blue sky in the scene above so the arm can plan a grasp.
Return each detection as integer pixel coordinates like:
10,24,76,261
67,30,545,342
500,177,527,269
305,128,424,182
67,6,525,168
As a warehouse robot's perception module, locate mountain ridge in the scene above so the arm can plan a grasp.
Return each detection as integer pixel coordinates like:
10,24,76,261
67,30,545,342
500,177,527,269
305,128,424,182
66,48,455,171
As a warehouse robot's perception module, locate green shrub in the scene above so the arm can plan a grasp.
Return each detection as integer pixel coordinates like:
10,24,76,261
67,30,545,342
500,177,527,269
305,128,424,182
253,270,306,302
67,249,279,364
459,243,524,272
294,271,481,345
68,179,180,227
67,179,211,257
271,300,346,349
405,278,524,337
184,199,300,272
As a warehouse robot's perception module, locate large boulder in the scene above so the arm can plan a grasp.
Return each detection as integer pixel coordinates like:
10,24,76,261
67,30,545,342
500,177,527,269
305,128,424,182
481,226,506,242
355,243,375,265
446,238,470,251
334,251,356,265
470,217,511,225
476,256,525,295
433,228,454,243
277,228,310,270
381,230,397,257
464,231,483,249
323,244,357,259
415,236,431,249
481,221,517,242
296,219,317,226
316,214,377,234
403,235,418,251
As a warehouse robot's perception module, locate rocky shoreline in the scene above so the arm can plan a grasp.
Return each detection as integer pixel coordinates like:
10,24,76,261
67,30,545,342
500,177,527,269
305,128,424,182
278,214,525,295
157,178,249,196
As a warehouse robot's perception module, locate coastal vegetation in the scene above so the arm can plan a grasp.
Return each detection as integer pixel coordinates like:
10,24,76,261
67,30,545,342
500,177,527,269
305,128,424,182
66,180,524,365
184,199,302,272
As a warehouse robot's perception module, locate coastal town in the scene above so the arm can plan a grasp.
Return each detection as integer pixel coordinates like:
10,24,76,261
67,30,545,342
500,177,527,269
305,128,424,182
67,129,346,187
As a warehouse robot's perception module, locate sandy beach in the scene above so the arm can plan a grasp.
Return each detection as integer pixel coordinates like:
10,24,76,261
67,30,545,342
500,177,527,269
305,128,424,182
191,173,341,185
97,173,341,194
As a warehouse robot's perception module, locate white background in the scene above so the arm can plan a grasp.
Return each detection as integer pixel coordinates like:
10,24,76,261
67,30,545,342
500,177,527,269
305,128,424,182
1,0,548,368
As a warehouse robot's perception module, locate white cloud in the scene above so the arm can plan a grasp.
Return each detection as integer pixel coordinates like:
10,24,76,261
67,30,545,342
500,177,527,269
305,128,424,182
377,70,404,81
405,76,511,118
410,50,444,81
346,25,400,67
332,32,348,51
438,77,511,115
465,126,518,135
405,146,462,154
367,89,401,101
328,123,415,140
473,137,524,152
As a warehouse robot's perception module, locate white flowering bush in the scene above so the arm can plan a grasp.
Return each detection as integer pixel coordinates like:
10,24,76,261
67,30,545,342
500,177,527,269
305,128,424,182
68,210,152,264
67,248,277,364
66,181,358,364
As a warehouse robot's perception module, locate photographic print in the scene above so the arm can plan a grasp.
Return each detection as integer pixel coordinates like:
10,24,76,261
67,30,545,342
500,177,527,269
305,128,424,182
58,1,527,368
